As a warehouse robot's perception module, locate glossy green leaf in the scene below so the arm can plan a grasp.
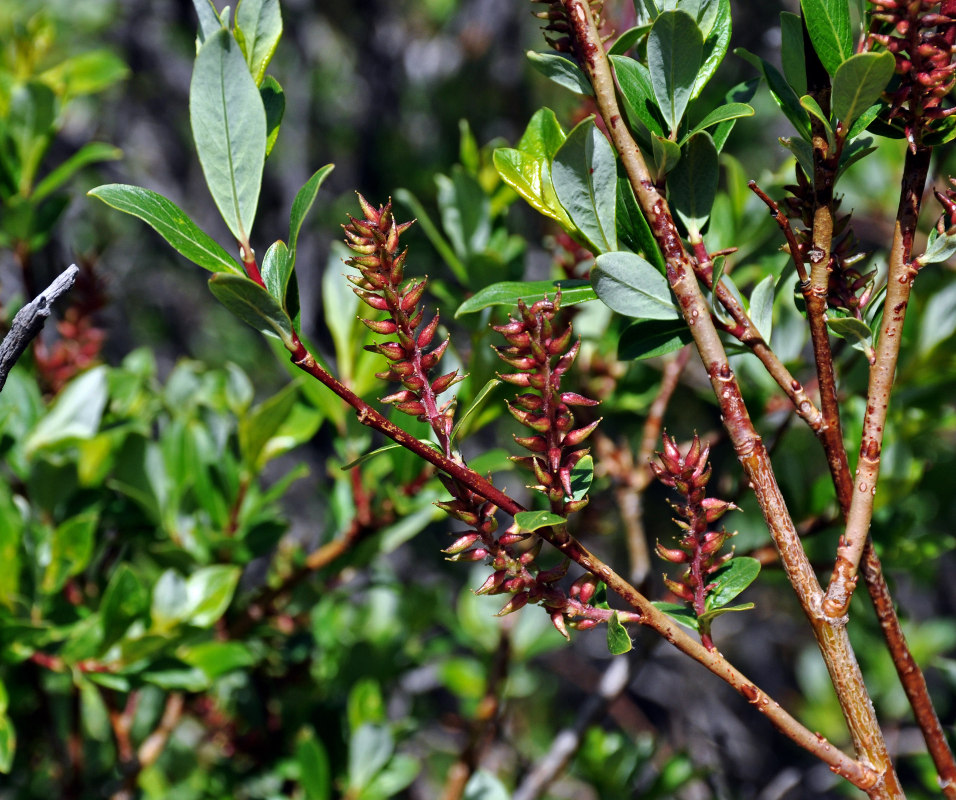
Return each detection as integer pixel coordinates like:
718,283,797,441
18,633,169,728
592,251,679,319
668,131,718,235
190,28,266,243
682,103,754,143
151,570,190,630
526,51,593,96
568,455,593,501
260,75,285,156
179,641,256,679
616,172,666,273
846,103,883,141
693,0,731,99
780,11,807,97
26,366,108,454
705,557,760,610
735,48,810,139
185,565,241,627
235,0,282,85
827,315,874,356
918,231,956,266
832,52,895,128
617,318,692,360
261,239,292,312
650,134,681,177
606,611,633,654
289,164,334,268
340,440,440,470
88,184,243,274
517,107,567,159
208,272,295,349
608,24,650,56
361,753,420,797
492,149,575,234
41,511,98,594
451,379,501,441
697,602,755,626
455,279,596,317
647,11,703,133
750,274,776,341
800,0,852,75
610,55,665,137
32,142,122,203
296,728,332,800
514,510,566,532
552,117,618,253
100,565,149,647
799,95,835,151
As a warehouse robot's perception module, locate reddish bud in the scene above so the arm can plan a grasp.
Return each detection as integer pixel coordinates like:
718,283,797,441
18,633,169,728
496,592,529,616
362,318,398,335
443,533,481,554
550,611,570,640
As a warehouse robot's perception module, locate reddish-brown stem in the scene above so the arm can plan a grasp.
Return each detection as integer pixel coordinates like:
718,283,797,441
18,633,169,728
240,242,264,286
561,1,900,793
823,146,931,616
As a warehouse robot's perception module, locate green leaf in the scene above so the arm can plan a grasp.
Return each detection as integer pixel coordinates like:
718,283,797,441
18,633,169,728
514,510,565,532
463,770,511,800
492,148,575,235
682,103,754,143
552,117,618,253
32,142,122,203
617,318,692,360
451,379,501,442
697,602,755,626
616,172,666,273
455,279,595,317
192,0,225,42
235,0,282,85
190,28,266,243
208,272,295,349
608,25,651,56
606,611,633,654
692,0,731,99
831,52,896,128
647,10,703,134
780,11,807,97
0,491,23,608
41,511,98,594
151,570,190,630
340,440,441,470
39,49,129,98
526,51,593,96
749,274,776,341
179,641,256,679
296,728,332,800
610,55,665,137
100,565,149,648
779,135,814,178
668,131,718,235
0,710,15,773
239,381,299,470
261,239,292,311
705,557,760,610
26,366,108,454
569,455,593,501
348,723,394,792
650,134,681,178
517,107,568,159
735,48,810,139
652,601,699,631
289,164,334,268
436,166,491,258
592,251,679,319
800,0,852,75
846,103,883,141
185,565,241,627
799,95,835,151
260,75,285,156
826,315,874,356
88,184,243,274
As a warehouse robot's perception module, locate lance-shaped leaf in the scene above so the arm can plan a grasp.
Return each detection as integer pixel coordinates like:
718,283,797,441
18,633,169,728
455,279,596,317
668,131,718,236
526,51,593,96
88,184,243,274
288,163,334,268
681,102,754,144
33,142,122,203
800,0,852,75
514,510,566,532
610,55,665,137
647,10,703,134
780,11,807,96
192,0,225,43
832,52,895,129
235,0,282,85
705,557,760,610
190,28,266,244
592,251,679,319
551,118,618,253
261,75,285,156
692,0,731,99
208,272,295,350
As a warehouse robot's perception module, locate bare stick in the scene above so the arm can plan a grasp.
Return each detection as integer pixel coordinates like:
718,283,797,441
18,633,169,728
0,264,78,392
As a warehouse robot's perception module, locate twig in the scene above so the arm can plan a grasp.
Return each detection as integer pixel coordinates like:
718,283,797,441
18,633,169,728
560,1,901,795
111,692,185,800
513,657,630,800
0,264,78,392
